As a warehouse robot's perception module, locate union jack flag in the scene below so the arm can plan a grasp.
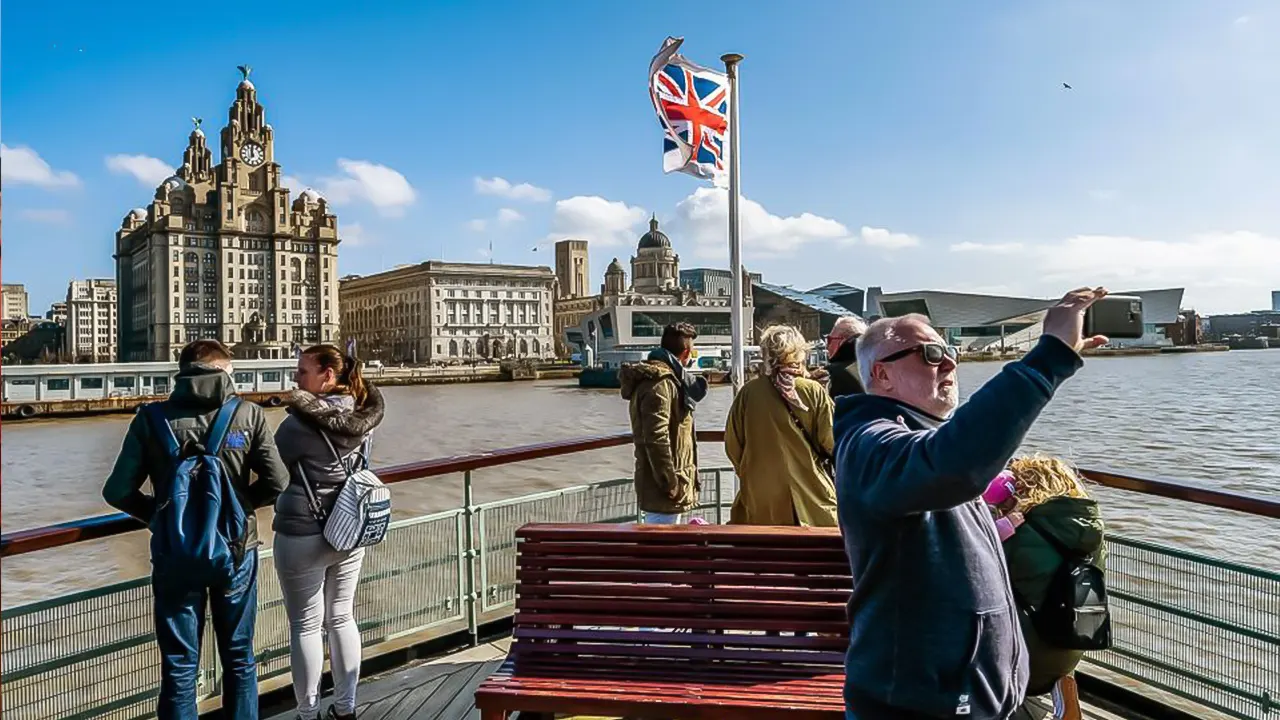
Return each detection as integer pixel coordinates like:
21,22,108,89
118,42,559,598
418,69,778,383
649,37,730,184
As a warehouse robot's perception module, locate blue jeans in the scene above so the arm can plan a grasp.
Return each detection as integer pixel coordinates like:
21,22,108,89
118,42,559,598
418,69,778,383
152,549,259,720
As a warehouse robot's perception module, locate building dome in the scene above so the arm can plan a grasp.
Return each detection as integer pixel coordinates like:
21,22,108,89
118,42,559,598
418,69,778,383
637,215,670,250
606,258,625,274
122,207,148,227
298,188,323,203
161,174,187,192
239,78,255,91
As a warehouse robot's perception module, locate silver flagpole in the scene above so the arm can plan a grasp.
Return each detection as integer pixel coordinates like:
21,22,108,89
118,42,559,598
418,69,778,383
722,52,745,394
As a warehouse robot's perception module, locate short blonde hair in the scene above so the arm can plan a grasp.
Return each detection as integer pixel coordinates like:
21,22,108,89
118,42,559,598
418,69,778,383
1008,454,1090,514
758,325,810,375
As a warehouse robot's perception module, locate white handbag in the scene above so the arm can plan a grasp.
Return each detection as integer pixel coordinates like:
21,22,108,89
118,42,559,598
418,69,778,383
299,430,392,551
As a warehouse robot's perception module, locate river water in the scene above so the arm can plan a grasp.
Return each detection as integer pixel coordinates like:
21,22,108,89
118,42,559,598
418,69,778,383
3,350,1278,607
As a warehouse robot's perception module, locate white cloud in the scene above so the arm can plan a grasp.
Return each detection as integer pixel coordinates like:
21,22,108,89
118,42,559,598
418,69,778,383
282,175,306,192
466,219,488,232
950,241,1026,254
467,208,525,233
474,176,551,202
545,195,648,247
341,222,370,247
105,154,173,187
2,144,81,188
496,208,523,225
859,226,921,250
672,187,853,259
18,209,73,225
320,159,417,216
943,231,1279,314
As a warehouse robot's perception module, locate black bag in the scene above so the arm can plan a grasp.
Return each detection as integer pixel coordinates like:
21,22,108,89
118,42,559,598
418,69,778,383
1022,517,1112,651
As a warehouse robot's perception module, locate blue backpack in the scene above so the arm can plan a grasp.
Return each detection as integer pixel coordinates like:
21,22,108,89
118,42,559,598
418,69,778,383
144,398,247,584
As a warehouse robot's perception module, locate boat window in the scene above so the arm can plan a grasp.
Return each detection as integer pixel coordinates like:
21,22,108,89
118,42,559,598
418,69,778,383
80,377,105,390
113,377,136,389
263,371,282,382
631,311,732,338
9,379,36,386
152,377,170,393
234,372,255,384
47,378,71,391
599,314,614,338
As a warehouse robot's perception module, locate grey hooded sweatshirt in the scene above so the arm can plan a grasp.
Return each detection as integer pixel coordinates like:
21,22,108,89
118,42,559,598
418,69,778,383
832,335,1084,719
272,384,386,537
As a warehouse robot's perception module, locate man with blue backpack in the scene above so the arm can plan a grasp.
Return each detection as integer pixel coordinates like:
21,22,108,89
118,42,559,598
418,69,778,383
103,339,289,720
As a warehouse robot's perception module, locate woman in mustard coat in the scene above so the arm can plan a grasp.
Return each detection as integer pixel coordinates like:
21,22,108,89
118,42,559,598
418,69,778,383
725,325,838,527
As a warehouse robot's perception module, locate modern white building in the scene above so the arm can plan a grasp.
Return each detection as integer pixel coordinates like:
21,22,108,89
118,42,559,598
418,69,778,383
867,287,1185,350
1,284,30,320
65,279,119,362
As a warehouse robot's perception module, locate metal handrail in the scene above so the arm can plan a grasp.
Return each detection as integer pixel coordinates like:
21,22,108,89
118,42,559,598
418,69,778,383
2,429,1277,558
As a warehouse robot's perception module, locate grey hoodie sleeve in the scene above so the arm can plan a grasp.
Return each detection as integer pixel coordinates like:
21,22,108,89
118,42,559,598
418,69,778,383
843,335,1083,517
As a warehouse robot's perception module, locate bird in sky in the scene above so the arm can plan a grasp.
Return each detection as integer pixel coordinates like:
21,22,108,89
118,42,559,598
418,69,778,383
1062,82,1073,90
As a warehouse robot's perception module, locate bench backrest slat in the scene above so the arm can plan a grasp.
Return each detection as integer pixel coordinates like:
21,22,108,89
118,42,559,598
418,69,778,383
510,523,852,668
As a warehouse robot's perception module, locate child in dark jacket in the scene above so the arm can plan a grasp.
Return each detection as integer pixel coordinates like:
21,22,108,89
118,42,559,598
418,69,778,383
986,455,1107,720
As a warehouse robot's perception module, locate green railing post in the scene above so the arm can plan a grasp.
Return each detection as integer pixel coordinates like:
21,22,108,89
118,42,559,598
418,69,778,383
463,469,479,646
714,470,725,525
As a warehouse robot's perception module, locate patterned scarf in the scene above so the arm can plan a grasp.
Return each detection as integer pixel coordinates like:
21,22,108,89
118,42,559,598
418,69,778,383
770,364,809,412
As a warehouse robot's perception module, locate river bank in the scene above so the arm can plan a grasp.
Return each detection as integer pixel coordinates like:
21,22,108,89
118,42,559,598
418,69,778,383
959,343,1232,362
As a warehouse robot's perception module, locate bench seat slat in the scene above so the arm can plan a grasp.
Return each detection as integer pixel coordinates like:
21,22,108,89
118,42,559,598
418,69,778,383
518,541,848,563
516,568,853,588
505,640,846,666
514,627,847,651
517,582,851,604
516,597,848,620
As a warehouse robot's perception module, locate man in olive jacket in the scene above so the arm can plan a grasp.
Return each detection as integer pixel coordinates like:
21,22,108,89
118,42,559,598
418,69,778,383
102,339,288,720
620,323,707,523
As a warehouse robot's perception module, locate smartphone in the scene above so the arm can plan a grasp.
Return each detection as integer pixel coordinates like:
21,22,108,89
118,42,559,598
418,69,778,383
1084,295,1145,339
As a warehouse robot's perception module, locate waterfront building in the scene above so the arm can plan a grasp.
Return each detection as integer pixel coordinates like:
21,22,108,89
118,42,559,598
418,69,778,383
552,239,603,357
679,268,764,300
1203,310,1280,340
1272,291,1280,313
340,261,556,364
65,279,118,363
868,287,1185,350
2,283,30,320
114,68,341,362
46,302,68,325
566,217,753,362
752,282,853,342
807,282,866,316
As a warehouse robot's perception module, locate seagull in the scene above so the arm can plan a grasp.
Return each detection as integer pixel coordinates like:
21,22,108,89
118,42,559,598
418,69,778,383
1062,82,1073,90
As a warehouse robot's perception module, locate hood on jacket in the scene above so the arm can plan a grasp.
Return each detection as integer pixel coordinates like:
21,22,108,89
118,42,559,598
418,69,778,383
1023,496,1105,556
287,382,386,437
619,360,674,400
169,363,236,408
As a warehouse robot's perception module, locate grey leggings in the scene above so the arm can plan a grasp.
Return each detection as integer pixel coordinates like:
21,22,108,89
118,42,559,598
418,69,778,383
273,533,366,719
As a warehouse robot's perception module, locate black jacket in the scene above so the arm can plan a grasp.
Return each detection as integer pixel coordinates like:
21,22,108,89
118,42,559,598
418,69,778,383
102,364,290,557
833,335,1084,719
825,340,865,398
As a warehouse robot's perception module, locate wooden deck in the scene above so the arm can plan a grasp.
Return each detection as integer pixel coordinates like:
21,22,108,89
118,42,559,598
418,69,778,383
265,637,1135,720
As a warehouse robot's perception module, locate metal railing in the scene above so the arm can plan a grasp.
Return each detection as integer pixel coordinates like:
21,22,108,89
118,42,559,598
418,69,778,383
2,433,1278,719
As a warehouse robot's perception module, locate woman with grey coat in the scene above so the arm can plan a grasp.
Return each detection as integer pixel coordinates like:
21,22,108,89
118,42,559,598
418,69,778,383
273,344,385,720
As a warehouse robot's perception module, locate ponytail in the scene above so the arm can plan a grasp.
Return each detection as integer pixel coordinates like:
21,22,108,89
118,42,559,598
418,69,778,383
341,354,368,407
302,344,370,407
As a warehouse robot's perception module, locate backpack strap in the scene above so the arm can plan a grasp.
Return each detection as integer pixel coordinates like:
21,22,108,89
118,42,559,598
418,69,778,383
204,398,242,454
143,403,181,460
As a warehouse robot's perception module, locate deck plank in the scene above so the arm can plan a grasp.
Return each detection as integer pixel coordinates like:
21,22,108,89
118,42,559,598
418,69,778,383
266,640,1136,720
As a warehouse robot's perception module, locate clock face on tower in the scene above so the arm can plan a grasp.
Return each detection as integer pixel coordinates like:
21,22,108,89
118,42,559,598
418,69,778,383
239,142,265,166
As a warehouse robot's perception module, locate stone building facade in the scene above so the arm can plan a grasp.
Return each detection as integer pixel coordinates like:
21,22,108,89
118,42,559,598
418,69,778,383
65,279,118,362
114,68,341,361
340,261,556,364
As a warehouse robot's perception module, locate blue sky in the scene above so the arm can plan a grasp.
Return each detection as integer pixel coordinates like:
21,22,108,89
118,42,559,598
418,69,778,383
3,0,1277,315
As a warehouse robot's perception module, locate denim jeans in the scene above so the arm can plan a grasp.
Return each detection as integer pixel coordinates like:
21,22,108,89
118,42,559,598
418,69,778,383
640,511,684,524
152,549,259,720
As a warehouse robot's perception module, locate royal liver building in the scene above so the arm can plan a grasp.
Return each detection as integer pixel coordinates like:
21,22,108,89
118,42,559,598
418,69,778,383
115,67,341,361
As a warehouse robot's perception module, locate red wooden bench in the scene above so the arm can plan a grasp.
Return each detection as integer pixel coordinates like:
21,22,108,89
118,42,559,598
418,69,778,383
474,523,850,719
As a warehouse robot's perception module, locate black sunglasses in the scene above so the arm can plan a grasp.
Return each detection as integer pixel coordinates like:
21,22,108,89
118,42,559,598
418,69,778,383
879,342,958,366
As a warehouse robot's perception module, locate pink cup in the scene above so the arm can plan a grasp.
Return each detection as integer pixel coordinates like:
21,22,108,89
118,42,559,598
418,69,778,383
983,471,1018,507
